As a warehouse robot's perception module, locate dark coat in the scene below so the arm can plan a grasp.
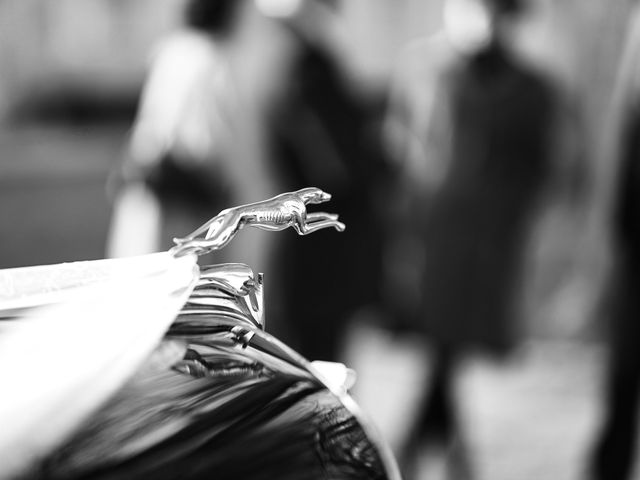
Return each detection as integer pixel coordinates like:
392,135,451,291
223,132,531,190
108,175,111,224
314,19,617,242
267,39,387,361
391,41,555,353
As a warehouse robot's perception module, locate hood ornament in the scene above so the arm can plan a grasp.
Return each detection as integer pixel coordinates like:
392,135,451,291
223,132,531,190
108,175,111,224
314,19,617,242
170,187,345,257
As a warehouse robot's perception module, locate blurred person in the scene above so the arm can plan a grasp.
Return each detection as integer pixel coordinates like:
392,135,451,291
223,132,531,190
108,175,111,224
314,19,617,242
107,0,282,269
384,0,566,476
589,5,640,479
261,0,390,361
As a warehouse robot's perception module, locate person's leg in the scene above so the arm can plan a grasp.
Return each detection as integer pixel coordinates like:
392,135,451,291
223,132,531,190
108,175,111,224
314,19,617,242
417,346,456,442
591,270,640,480
592,318,640,480
592,356,640,480
399,345,457,479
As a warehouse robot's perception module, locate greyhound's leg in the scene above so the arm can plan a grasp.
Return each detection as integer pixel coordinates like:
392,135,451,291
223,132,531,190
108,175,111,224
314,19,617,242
252,223,290,232
205,217,229,240
173,214,224,243
173,213,240,255
174,226,236,254
306,212,339,223
297,217,346,234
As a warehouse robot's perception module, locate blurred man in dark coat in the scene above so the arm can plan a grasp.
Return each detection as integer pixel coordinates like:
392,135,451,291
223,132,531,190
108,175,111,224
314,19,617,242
385,0,561,475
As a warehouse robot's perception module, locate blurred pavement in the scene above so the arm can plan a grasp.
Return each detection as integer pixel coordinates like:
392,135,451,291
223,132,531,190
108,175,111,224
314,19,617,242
344,321,632,480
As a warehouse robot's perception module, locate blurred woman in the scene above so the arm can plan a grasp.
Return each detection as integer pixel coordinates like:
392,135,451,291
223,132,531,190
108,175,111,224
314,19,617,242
107,0,282,269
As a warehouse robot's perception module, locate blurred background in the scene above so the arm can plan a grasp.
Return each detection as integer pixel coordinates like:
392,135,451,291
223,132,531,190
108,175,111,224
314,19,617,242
0,0,639,479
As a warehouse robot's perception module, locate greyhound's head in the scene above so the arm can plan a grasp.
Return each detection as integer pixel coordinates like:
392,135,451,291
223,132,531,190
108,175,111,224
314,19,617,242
297,187,331,205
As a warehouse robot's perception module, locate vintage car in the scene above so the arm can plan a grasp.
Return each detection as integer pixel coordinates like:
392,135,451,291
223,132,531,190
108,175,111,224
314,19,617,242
0,189,400,480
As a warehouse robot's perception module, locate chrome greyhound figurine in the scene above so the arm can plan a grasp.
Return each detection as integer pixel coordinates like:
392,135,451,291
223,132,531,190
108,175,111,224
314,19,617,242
171,187,346,257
